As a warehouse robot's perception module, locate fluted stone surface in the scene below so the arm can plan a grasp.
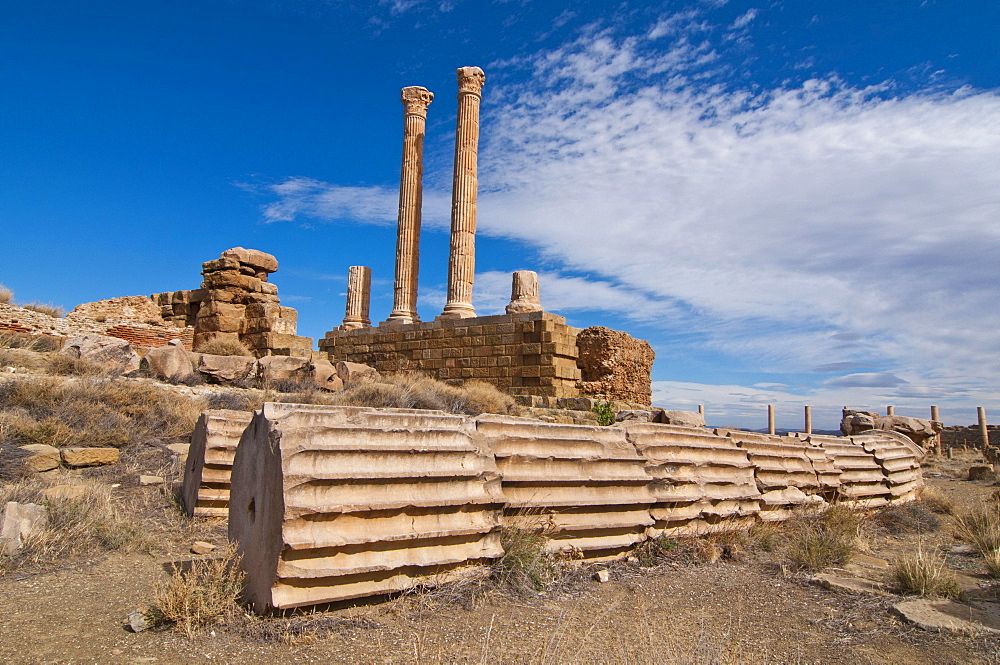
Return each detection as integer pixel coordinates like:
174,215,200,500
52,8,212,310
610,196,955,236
726,431,828,521
854,431,924,502
441,67,485,319
182,409,254,517
476,415,653,560
229,403,504,612
506,270,543,315
342,266,371,330
387,86,433,324
808,434,892,507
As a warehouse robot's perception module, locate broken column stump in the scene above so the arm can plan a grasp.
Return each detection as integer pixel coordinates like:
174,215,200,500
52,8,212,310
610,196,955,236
229,403,504,612
182,409,254,517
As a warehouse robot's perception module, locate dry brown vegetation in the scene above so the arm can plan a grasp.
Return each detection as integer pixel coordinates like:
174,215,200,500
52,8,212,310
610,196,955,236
197,339,252,357
0,284,13,305
782,504,863,571
148,545,246,637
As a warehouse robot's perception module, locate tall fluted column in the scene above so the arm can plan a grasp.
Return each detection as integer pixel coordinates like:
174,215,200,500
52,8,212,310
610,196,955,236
386,86,433,324
341,266,371,330
440,66,485,320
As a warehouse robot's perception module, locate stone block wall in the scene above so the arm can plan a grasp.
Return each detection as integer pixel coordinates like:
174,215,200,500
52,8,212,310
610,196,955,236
941,425,1000,448
319,311,583,399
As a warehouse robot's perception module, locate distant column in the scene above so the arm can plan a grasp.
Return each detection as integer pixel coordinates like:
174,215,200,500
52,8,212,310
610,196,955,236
886,405,895,416
342,266,371,330
979,407,990,450
767,405,775,435
804,406,812,434
506,270,543,314
440,66,486,320
387,86,434,325
931,406,941,455
698,404,705,416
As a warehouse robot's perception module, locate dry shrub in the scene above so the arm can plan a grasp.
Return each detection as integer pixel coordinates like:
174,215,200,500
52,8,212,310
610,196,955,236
198,339,252,357
873,502,941,535
148,545,245,637
20,302,65,318
892,546,960,598
0,376,204,448
918,486,956,515
0,479,148,573
0,347,50,373
954,501,1000,577
783,505,862,571
330,374,515,416
206,389,267,412
44,354,109,376
0,284,12,305
493,510,562,591
0,331,62,352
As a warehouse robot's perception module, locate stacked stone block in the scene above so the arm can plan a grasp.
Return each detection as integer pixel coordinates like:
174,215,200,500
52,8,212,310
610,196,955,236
182,409,254,517
152,247,311,358
320,311,583,399
726,431,827,521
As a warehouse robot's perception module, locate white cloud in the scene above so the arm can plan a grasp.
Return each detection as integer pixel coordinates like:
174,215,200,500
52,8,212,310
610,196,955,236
261,17,1000,422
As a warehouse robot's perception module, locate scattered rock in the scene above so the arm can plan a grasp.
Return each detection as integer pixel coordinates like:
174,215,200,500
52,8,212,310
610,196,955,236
0,501,48,555
891,599,1000,634
143,339,194,382
19,443,61,472
197,353,255,384
191,541,217,555
42,484,87,502
656,409,706,428
968,465,995,481
256,355,311,384
310,358,344,391
139,475,164,486
166,443,190,456
60,334,141,373
60,447,120,467
127,609,150,633
849,554,891,570
950,544,977,556
811,572,888,596
335,360,380,386
593,569,610,583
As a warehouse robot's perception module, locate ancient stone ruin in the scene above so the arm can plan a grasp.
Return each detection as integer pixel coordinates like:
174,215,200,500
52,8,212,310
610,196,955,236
319,66,654,407
208,402,924,612
153,247,311,357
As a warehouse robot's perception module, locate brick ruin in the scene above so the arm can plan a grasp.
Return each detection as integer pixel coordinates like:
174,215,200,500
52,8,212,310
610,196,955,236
319,67,655,407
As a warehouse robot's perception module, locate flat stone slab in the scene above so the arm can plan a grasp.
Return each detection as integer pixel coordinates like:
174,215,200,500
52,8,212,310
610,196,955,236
811,572,889,596
891,599,1000,634
850,554,890,570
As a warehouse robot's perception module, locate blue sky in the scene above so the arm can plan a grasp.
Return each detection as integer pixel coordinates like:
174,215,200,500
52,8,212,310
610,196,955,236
2,1,998,430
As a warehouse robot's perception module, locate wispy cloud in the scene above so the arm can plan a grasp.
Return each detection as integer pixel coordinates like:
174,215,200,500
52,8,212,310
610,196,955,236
260,12,1000,419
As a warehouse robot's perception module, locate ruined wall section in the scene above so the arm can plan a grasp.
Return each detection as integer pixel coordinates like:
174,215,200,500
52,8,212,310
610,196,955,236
319,311,582,398
576,326,655,407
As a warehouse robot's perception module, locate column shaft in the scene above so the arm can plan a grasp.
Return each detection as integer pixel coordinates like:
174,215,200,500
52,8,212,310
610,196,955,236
342,266,371,330
440,66,485,319
387,87,433,324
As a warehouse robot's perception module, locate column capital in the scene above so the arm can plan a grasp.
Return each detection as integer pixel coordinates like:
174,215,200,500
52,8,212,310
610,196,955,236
401,86,434,116
456,66,485,97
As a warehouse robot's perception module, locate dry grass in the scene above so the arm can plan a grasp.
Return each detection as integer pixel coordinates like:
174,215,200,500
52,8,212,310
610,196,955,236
198,339,252,357
954,500,1000,577
873,501,941,535
492,510,563,592
0,479,149,573
0,376,205,449
892,546,960,598
148,544,246,637
918,486,957,515
19,302,65,318
330,374,515,416
782,505,862,571
0,331,62,352
0,284,12,305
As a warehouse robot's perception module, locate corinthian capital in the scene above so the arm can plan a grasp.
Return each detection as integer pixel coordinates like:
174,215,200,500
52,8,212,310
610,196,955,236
456,66,485,97
401,86,434,116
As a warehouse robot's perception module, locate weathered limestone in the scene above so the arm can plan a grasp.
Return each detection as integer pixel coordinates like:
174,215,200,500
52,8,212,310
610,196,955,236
727,431,827,521
143,339,194,382
626,423,760,535
60,334,141,373
197,353,256,384
386,87,433,325
440,67,486,320
229,403,504,612
182,409,254,517
60,447,120,467
476,415,653,559
342,266,372,330
506,270,543,315
0,502,47,555
841,410,938,452
807,434,891,507
576,326,655,406
19,444,61,472
854,431,924,502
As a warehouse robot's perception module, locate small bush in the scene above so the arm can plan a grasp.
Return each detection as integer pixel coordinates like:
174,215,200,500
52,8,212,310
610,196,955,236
783,505,861,571
328,374,515,416
20,302,65,318
918,487,956,515
0,480,148,573
198,339,252,357
493,525,559,591
0,376,204,448
148,545,245,637
591,399,616,426
633,533,678,567
892,547,960,598
0,284,12,305
954,502,1000,577
207,389,266,412
44,354,109,377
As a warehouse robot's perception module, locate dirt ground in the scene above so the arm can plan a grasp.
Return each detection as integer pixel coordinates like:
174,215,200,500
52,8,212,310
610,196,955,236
2,451,1000,665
